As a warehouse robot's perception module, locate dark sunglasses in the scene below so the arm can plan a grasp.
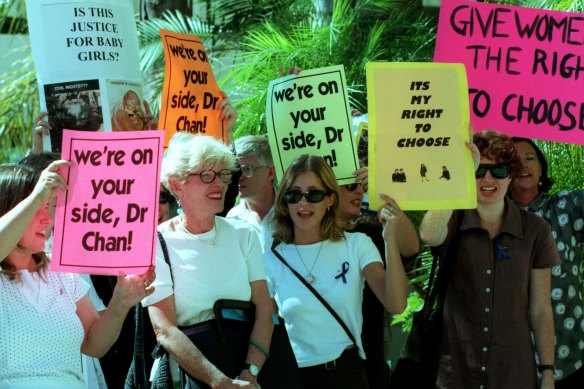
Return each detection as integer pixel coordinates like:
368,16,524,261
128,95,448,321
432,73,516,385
343,183,360,192
159,190,172,204
283,189,330,204
189,169,233,184
475,164,511,179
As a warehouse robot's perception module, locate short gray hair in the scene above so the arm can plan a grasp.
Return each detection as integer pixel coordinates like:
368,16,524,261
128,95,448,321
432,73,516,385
161,132,236,192
234,135,273,167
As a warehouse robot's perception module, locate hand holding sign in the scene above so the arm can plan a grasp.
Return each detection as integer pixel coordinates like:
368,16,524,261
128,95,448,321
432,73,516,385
33,160,70,204
110,266,156,313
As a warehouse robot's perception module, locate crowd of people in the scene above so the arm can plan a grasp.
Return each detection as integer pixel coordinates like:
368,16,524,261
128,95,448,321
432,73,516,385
1,72,583,389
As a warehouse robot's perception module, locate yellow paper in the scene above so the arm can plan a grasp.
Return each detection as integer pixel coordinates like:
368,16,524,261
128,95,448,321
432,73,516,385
266,65,359,184
366,62,476,210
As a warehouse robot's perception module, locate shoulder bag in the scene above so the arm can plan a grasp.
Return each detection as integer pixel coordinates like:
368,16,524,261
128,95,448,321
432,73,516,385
158,232,300,389
389,211,462,389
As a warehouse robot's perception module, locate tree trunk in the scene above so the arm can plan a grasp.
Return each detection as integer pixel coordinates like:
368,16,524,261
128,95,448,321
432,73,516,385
312,0,333,27
141,0,191,19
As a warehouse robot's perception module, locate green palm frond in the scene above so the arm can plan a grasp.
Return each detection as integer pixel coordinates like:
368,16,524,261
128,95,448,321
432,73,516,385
0,0,27,34
0,49,38,162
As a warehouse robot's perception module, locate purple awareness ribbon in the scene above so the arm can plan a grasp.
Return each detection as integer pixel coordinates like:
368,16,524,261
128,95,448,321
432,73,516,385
335,262,350,283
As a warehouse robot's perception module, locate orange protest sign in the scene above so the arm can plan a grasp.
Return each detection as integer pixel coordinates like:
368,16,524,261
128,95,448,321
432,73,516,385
158,29,225,147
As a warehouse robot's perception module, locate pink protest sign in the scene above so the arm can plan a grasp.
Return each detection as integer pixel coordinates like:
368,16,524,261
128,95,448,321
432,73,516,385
435,0,584,144
51,130,164,275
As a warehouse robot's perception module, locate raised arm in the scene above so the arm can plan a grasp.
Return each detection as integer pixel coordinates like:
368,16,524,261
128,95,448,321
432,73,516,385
31,112,51,153
0,160,68,261
419,209,454,247
377,194,420,258
363,196,409,314
218,91,237,145
77,268,156,357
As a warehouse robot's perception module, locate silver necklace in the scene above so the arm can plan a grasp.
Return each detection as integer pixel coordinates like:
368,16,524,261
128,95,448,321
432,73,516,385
294,241,324,284
181,219,218,246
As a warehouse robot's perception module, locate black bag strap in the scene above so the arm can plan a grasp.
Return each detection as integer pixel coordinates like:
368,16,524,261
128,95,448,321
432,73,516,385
422,210,463,316
124,302,147,389
124,233,170,388
271,243,357,347
158,231,173,282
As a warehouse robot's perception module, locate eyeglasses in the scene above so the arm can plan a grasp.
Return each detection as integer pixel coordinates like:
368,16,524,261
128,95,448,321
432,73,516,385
475,164,511,179
283,189,330,204
189,169,233,184
159,190,172,204
343,183,360,192
240,164,267,178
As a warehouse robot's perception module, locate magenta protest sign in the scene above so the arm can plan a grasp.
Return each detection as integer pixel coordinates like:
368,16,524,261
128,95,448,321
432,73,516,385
51,130,164,275
435,0,584,144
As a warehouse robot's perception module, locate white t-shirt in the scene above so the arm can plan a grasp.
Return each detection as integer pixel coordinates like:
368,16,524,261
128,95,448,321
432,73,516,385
0,270,89,389
142,216,266,325
78,274,108,389
226,201,275,252
264,232,382,367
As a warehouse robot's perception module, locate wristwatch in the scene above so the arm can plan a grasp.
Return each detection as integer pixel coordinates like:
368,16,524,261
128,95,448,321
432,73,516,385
244,363,260,377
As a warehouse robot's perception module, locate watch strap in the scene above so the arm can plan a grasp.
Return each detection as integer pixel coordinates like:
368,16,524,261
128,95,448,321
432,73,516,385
244,363,260,376
537,364,554,373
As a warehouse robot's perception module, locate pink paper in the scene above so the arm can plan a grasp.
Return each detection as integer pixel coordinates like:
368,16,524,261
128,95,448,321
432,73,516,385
435,0,584,144
51,130,164,275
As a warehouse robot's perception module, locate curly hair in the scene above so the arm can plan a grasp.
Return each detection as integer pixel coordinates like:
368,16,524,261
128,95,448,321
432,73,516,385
0,164,49,281
272,155,344,244
473,130,521,179
161,132,236,198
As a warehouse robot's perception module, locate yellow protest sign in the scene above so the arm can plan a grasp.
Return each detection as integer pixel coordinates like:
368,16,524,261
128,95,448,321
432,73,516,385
266,65,359,184
366,62,476,210
158,29,225,148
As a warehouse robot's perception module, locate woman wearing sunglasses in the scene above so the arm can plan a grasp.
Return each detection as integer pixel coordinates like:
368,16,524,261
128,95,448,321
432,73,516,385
142,133,273,388
419,130,559,389
265,154,408,388
337,172,419,389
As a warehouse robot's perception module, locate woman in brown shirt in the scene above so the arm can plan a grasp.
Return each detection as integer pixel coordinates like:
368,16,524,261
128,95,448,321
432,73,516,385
419,130,559,389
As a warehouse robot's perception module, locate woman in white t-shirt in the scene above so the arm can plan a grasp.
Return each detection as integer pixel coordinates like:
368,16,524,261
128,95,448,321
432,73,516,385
143,133,273,389
265,154,409,389
0,162,155,389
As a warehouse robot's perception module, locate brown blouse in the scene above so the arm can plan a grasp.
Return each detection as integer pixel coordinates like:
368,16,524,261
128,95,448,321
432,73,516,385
436,198,560,389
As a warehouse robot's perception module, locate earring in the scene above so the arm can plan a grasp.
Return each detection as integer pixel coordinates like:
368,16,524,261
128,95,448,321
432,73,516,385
326,207,330,212
538,180,543,187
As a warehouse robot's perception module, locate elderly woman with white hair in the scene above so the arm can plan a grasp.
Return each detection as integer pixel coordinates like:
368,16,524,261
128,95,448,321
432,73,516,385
142,132,273,389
